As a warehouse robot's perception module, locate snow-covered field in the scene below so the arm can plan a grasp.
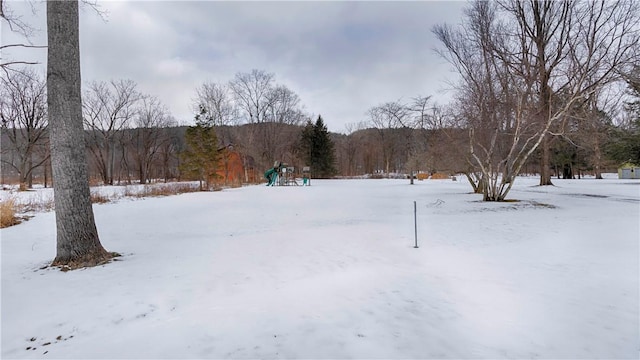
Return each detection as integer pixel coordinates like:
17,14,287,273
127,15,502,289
1,177,639,359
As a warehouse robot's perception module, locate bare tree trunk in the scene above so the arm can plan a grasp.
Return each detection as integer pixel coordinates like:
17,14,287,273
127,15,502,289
27,155,33,188
44,159,49,188
593,136,603,179
539,134,553,185
47,0,112,269
108,139,115,185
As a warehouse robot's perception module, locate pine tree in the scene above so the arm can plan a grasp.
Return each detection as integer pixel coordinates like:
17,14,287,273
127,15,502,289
299,115,337,178
606,69,640,165
299,120,314,166
180,122,221,190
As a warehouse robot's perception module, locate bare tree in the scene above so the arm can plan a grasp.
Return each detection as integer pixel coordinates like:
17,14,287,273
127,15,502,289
229,69,275,124
228,70,306,169
499,0,639,184
408,99,464,179
194,81,238,126
367,101,408,175
131,96,172,184
228,69,274,169
434,0,639,200
265,85,305,125
261,84,306,164
435,0,544,199
47,0,112,268
193,81,238,181
158,123,183,183
193,82,244,185
375,100,420,181
83,79,142,185
501,0,575,185
0,67,48,190
341,122,368,176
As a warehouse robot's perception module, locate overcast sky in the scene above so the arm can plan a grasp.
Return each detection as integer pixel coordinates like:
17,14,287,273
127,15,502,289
2,1,466,133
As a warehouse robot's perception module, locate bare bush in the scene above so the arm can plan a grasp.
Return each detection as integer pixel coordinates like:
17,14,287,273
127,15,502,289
0,197,19,228
89,190,111,204
124,182,201,198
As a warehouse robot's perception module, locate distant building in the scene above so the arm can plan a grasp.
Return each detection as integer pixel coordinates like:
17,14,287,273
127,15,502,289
217,145,258,185
618,162,640,179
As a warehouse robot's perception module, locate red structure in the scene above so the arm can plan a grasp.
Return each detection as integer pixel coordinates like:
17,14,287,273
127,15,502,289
216,146,258,185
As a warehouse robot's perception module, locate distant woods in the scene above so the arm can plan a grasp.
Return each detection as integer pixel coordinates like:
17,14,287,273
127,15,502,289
3,0,640,194
2,64,640,189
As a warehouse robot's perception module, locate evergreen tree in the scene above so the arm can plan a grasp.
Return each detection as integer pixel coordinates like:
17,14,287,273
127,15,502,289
606,118,640,165
299,115,337,178
180,120,221,190
606,69,640,165
299,120,314,166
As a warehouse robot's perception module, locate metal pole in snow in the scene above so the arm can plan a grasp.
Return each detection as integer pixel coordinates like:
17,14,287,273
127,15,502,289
414,200,419,248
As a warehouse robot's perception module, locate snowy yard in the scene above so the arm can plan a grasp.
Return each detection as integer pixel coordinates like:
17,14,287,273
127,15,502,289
1,177,639,359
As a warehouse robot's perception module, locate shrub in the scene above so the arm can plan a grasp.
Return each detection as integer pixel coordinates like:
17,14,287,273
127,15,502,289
430,172,451,180
0,197,20,228
12,192,55,213
90,191,111,204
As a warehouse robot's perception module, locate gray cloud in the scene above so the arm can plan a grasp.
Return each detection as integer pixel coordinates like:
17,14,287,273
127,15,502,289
3,1,465,133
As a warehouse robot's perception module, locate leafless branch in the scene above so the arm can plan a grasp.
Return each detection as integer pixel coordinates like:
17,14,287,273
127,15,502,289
0,0,38,38
0,60,40,68
0,44,47,50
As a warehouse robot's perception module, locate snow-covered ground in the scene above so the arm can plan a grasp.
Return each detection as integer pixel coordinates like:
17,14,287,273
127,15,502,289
1,176,639,359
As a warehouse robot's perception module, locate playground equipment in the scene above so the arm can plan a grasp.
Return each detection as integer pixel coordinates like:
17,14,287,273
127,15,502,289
264,161,281,186
302,166,311,186
264,162,309,186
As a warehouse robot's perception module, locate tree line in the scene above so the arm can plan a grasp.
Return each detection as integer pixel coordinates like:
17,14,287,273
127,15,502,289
2,66,639,192
2,1,640,201
0,68,341,189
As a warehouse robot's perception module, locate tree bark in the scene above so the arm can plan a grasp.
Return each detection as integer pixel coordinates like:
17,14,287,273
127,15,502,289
539,133,553,185
593,136,603,179
47,0,112,269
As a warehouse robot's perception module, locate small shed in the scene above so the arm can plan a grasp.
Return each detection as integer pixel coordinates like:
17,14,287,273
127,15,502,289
618,162,640,179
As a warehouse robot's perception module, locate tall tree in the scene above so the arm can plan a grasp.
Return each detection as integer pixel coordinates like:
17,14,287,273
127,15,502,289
47,0,112,268
501,0,638,185
229,69,275,124
299,115,337,178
